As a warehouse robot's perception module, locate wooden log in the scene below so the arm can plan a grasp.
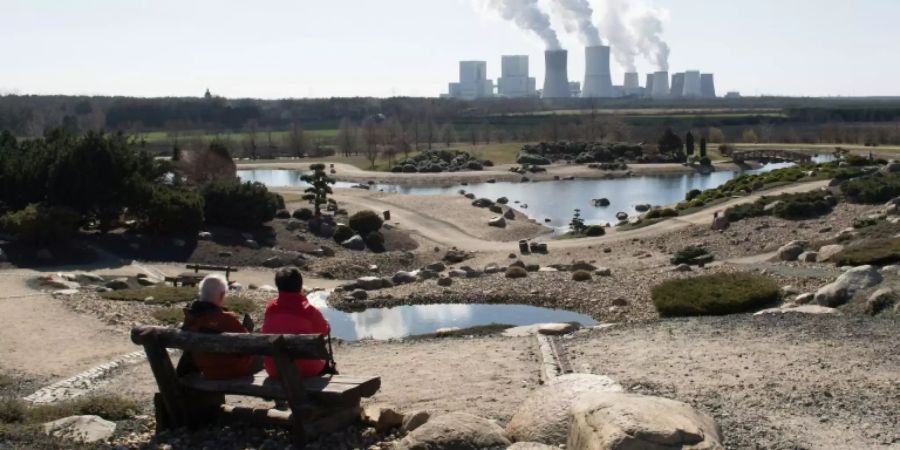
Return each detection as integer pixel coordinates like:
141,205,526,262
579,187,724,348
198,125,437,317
142,339,189,429
272,336,309,447
131,326,328,359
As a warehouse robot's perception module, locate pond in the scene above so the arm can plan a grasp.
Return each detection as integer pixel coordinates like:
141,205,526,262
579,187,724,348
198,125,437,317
239,159,827,229
306,291,597,341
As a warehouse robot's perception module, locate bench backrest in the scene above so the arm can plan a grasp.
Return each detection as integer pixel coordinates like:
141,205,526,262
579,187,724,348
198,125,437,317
131,326,328,360
186,264,238,273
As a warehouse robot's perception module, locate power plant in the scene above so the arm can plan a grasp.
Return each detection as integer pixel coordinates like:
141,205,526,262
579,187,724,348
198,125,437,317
444,45,720,100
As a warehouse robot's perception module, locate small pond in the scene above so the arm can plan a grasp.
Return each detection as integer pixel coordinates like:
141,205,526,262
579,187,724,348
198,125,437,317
306,291,597,341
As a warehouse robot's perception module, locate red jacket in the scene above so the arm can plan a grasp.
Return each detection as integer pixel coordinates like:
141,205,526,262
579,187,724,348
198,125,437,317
261,292,330,378
182,301,256,380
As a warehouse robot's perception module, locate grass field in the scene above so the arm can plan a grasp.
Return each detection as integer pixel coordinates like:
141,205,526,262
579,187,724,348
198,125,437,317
141,128,338,145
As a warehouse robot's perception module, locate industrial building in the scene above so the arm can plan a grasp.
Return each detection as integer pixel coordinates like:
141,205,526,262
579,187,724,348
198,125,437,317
497,55,536,98
670,73,685,98
446,61,494,99
582,46,614,98
542,50,571,98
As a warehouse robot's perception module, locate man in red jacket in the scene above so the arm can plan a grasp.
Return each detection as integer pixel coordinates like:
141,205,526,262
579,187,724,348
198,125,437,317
261,267,331,378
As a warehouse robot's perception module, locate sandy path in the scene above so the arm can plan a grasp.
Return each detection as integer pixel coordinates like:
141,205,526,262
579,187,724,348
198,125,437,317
0,270,134,380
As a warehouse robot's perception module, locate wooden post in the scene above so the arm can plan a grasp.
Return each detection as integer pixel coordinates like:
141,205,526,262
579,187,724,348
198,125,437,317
141,330,189,429
272,336,309,448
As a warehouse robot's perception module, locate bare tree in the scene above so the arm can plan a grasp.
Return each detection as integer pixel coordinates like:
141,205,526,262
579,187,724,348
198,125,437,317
287,122,307,158
362,117,383,169
336,118,358,158
242,120,259,159
440,122,457,148
410,118,420,153
383,117,404,168
467,126,478,146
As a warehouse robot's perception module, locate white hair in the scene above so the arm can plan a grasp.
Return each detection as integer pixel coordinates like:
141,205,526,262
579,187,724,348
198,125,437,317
198,274,228,304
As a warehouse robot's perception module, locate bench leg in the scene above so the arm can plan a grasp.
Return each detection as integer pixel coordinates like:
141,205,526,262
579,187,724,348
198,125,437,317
153,393,172,434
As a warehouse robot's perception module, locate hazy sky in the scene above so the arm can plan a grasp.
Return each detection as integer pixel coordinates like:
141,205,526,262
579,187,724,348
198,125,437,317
2,0,898,98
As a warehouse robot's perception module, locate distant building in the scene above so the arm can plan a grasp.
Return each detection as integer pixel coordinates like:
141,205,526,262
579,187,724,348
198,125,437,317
725,91,742,98
568,81,582,98
447,61,494,99
497,55,536,98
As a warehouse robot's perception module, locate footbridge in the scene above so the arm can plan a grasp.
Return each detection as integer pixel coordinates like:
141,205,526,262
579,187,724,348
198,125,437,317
729,149,814,164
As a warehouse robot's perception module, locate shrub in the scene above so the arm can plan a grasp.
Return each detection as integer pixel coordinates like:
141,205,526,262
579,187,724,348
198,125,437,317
332,224,355,243
202,181,280,228
134,186,204,235
1,394,139,425
102,286,197,305
505,266,528,279
671,246,712,265
652,272,781,317
832,238,900,266
584,225,606,237
699,157,712,167
0,204,80,245
292,208,314,220
348,210,383,235
644,208,679,220
572,270,592,282
842,174,900,204
152,307,183,326
275,209,291,219
366,230,385,248
685,189,702,201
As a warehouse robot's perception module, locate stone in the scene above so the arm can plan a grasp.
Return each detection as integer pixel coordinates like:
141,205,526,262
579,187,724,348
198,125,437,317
508,444,559,450
567,393,723,450
244,239,260,249
136,277,158,287
285,219,302,231
397,412,510,450
258,285,278,293
754,305,841,316
342,235,366,251
794,293,815,304
798,251,818,263
593,198,610,207
418,270,439,281
781,285,801,296
484,263,502,274
350,289,368,300
777,242,805,261
52,289,79,297
488,216,507,228
635,204,651,212
262,256,285,268
459,265,481,278
866,288,896,315
43,415,116,443
504,209,516,220
507,374,624,445
104,278,130,291
615,212,628,221
709,216,731,231
197,231,213,240
538,323,580,336
444,250,469,263
362,403,404,433
763,200,784,212
392,271,418,285
448,269,468,278
594,266,612,277
437,277,453,287
570,261,597,272
426,262,447,272
818,244,845,262
356,276,387,290
472,198,494,208
815,265,883,307
43,278,80,290
489,204,503,214
401,410,431,433
673,264,692,272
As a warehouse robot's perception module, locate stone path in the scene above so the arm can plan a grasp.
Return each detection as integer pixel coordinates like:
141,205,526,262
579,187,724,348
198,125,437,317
23,351,148,404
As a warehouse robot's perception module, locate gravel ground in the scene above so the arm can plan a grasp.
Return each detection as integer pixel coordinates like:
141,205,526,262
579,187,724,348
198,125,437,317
564,314,900,450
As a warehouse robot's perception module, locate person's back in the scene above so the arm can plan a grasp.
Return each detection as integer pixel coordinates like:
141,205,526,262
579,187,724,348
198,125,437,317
261,267,330,378
182,274,256,380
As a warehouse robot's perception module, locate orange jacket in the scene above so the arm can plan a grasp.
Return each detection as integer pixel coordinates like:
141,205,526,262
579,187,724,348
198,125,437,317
261,292,331,378
182,301,256,380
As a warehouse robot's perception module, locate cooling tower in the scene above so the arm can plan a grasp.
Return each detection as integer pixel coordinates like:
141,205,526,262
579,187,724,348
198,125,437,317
582,46,613,98
645,74,655,97
683,71,702,97
624,72,640,95
650,71,669,98
700,73,716,98
670,73,685,98
543,50,571,98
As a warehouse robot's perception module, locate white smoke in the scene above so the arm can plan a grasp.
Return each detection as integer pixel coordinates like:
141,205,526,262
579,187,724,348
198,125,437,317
550,0,603,47
476,0,562,49
597,0,638,72
632,10,670,71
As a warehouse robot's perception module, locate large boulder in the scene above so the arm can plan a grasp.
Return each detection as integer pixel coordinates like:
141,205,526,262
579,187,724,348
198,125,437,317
710,216,730,231
43,415,116,443
362,403,404,433
814,265,883,307
817,244,845,262
776,241,806,262
104,278,130,291
488,216,507,228
341,235,366,251
508,444,559,450
392,271,418,285
506,374,624,445
567,393,723,450
866,288,896,315
356,276,389,291
397,412,510,450
444,249,470,263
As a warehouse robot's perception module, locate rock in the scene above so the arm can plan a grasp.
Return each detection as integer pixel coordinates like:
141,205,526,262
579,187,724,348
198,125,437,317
817,244,845,262
341,235,366,251
397,412,510,450
764,200,785,212
794,292,814,304
350,289,368,300
508,443,559,450
866,288,896,315
815,265,883,307
710,216,730,231
418,270,439,281
261,256,285,268
43,415,116,443
496,197,509,204
356,276,388,290
437,277,453,287
444,250,469,263
401,410,431,433
104,278,130,290
782,285,801,296
42,278,80,290
362,403,404,433
426,262,447,272
539,267,559,273
392,271,418,285
52,289,79,297
285,219,302,231
448,269,468,278
615,212,628,221
673,264,692,272
244,239,260,249
484,263,502,274
197,231,213,240
635,204,651,212
472,198,494,208
570,261,597,272
525,264,540,272
538,323,580,336
488,216,507,228
777,242,805,261
880,264,900,274
798,251,818,263
594,266,612,277
136,277,159,287
459,265,482,278
567,393,723,450
94,286,111,293
593,198,610,207
504,208,516,220
258,285,278,293
755,305,841,315
489,204,503,214
507,374,624,445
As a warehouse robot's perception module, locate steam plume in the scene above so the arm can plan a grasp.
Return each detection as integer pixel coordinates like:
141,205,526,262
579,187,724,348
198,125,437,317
480,0,562,49
550,0,602,47
633,11,670,71
598,0,638,72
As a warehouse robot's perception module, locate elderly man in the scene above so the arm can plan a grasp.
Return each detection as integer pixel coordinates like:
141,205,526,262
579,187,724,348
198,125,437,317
261,267,331,378
180,274,256,379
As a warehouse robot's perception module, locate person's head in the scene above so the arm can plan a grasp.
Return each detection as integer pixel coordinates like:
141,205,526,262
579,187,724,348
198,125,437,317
275,266,303,293
198,274,228,306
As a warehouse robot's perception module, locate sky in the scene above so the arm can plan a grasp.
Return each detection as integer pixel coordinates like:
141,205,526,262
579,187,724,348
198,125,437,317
1,0,898,99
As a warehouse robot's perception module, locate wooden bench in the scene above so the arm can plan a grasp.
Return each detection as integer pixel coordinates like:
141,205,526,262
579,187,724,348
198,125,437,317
131,326,380,447
165,264,239,287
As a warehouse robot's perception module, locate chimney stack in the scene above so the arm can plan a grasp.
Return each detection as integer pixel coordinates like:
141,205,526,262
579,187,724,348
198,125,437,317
670,73,685,98
651,71,670,98
582,46,613,98
542,50,571,98
624,72,640,96
682,71,702,97
700,74,716,98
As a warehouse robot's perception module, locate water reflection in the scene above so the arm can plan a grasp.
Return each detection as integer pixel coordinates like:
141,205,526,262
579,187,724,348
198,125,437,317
306,291,596,341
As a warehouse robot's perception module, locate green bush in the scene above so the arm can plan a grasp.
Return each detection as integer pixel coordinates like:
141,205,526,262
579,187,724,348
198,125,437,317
505,266,528,279
685,189,702,201
366,230,385,247
584,225,606,237
832,238,900,266
101,286,196,305
652,272,781,317
134,186,204,235
292,208,314,220
671,246,712,265
572,270,592,282
0,204,80,245
332,224,355,243
842,174,900,204
348,210,384,235
201,181,280,228
724,191,835,222
0,394,139,425
645,208,679,220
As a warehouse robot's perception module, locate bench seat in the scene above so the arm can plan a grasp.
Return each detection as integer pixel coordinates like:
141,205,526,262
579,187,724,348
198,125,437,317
180,373,381,403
